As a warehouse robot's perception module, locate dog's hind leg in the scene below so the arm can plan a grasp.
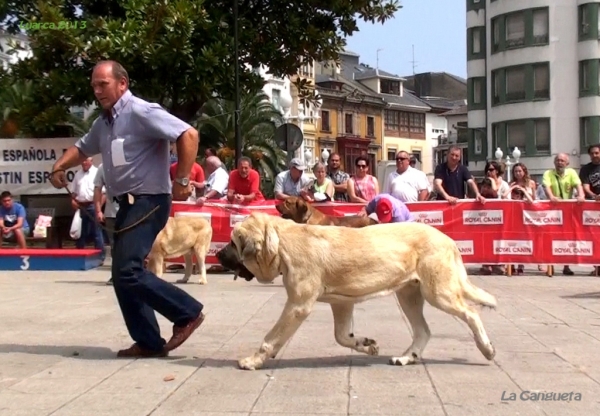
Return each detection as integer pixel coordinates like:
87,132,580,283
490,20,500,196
421,281,495,362
176,252,194,283
390,283,430,366
238,295,318,370
193,244,208,285
147,252,164,278
331,303,378,356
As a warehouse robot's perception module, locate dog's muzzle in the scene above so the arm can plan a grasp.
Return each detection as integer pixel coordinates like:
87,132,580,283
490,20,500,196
215,243,255,281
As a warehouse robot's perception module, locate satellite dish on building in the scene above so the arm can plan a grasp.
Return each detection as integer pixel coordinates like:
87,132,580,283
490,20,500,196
274,123,304,153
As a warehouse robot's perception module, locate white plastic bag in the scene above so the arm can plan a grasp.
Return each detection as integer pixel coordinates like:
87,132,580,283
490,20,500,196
70,209,82,240
33,214,53,238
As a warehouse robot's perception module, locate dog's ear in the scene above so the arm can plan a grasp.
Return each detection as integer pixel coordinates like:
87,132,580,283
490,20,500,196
295,197,310,221
231,230,244,259
259,221,280,275
233,214,281,280
231,222,247,262
234,223,263,260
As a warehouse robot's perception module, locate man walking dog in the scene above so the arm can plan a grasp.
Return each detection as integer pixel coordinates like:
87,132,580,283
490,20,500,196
50,60,205,358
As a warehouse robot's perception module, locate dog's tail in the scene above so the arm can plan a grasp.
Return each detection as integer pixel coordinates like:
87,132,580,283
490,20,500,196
455,250,497,309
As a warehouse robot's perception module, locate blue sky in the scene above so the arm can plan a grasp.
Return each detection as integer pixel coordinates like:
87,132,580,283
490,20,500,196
345,0,466,79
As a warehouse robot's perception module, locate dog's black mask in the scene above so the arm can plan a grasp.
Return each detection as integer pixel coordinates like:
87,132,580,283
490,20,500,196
215,243,255,281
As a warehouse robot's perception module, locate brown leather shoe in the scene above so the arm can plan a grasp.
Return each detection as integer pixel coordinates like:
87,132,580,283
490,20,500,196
116,343,168,358
165,312,205,351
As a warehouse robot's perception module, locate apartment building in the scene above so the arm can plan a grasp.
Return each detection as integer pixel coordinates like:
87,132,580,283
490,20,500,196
314,65,385,174
466,0,599,176
321,51,444,174
255,60,320,164
404,72,469,173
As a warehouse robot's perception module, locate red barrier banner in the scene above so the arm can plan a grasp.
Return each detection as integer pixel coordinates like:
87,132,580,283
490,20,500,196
169,200,365,265
169,199,600,266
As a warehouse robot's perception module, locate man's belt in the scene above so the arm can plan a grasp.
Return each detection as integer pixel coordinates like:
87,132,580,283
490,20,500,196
113,193,148,204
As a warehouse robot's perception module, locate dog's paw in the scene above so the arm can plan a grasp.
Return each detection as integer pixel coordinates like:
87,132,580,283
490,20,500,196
357,338,379,356
366,342,379,356
389,355,415,366
238,356,261,371
198,280,208,285
361,337,377,347
175,278,189,284
479,342,495,361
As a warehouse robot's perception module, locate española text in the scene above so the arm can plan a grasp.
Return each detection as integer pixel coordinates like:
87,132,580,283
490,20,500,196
501,390,582,402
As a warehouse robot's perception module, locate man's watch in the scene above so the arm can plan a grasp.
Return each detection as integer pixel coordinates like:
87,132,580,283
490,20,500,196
175,177,190,187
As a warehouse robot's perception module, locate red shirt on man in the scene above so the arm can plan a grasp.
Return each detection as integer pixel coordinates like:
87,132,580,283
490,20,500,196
228,169,264,202
170,162,205,183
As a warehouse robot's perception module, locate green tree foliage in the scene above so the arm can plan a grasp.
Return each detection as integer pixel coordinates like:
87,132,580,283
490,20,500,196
1,0,400,136
0,79,35,137
197,91,287,179
68,106,103,137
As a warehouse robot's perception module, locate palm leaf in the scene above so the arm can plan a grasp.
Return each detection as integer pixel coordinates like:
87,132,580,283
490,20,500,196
194,91,287,179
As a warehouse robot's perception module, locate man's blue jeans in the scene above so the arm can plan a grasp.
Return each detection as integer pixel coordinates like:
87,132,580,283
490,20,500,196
111,194,203,352
77,204,105,259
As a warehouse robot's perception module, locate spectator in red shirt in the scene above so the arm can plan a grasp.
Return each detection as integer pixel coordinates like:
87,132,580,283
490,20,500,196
170,160,206,199
227,156,265,204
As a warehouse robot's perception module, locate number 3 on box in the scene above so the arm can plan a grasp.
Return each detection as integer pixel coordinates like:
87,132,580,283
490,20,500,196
20,255,30,270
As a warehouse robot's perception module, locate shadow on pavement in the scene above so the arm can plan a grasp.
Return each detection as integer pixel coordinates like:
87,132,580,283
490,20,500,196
561,291,600,299
54,280,111,286
0,344,494,367
53,279,286,288
0,344,116,359
171,354,489,369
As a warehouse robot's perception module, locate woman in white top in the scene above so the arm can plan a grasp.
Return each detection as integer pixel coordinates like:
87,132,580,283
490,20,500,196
503,163,536,200
503,163,538,275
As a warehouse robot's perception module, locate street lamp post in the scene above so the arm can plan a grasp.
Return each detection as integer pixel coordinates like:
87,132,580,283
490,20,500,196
279,88,322,167
279,88,305,162
321,148,330,164
279,88,293,120
495,147,521,183
298,110,305,161
304,149,313,165
233,0,242,166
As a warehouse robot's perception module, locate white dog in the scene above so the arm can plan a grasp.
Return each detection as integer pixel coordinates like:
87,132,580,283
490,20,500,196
221,212,497,370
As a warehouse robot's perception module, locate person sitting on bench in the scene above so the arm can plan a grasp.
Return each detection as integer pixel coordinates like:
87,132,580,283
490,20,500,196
0,191,29,249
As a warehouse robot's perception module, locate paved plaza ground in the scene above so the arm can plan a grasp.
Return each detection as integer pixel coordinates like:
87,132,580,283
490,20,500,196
0,264,599,416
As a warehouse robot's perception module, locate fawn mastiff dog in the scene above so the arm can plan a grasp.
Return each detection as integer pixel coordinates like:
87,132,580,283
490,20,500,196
146,215,212,284
276,196,377,227
218,212,497,370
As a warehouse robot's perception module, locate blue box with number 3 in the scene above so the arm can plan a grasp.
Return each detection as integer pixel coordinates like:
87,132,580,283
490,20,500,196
0,249,103,271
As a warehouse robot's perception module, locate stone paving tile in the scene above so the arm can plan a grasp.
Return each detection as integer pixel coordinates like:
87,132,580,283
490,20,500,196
1,269,600,415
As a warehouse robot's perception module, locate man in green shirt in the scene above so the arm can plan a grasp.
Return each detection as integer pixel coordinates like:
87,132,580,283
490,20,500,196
543,153,584,202
542,153,584,276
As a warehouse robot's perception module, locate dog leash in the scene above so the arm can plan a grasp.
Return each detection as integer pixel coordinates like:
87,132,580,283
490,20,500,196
51,169,159,235
51,170,249,234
